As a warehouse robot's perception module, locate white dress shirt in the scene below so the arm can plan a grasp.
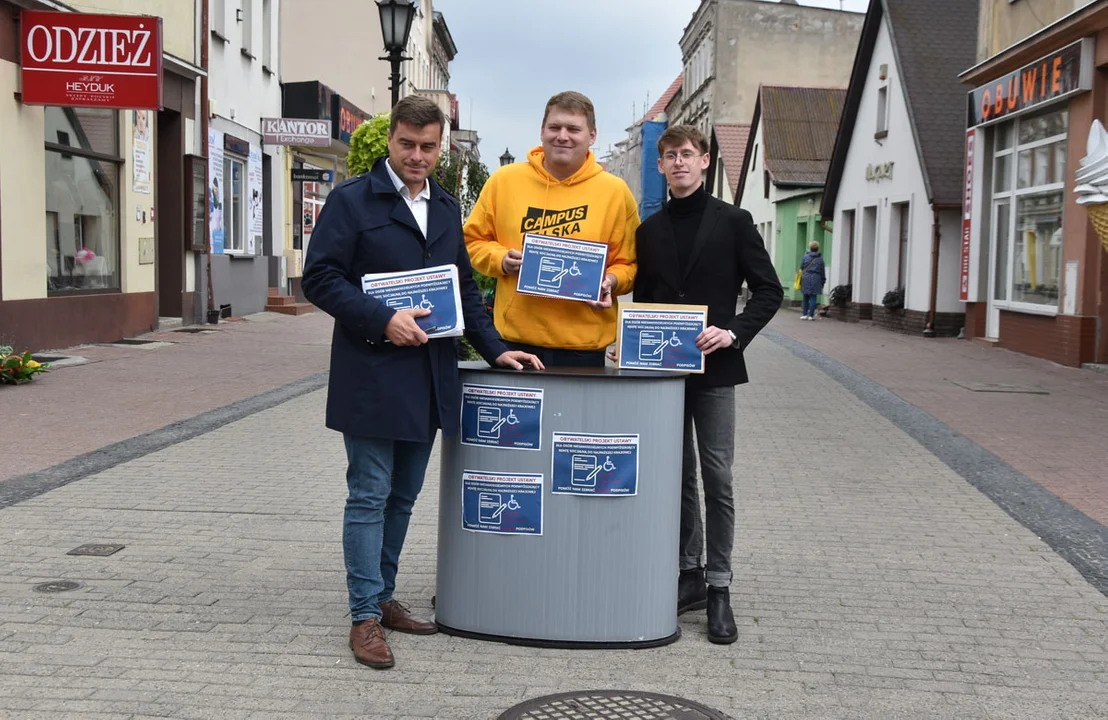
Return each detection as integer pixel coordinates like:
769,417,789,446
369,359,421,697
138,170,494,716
384,159,431,239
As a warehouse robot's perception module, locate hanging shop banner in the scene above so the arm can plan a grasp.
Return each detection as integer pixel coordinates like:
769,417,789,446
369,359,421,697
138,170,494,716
616,302,707,373
131,110,153,194
462,471,543,535
551,433,639,496
248,145,263,255
967,38,1093,127
517,233,608,302
20,10,164,110
207,129,225,254
361,264,464,338
461,384,543,451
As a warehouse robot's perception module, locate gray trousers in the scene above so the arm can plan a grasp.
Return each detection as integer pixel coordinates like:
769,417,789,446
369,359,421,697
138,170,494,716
679,385,736,588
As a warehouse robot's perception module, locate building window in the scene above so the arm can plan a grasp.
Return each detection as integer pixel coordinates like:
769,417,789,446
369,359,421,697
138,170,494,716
751,144,757,170
262,0,272,68
876,85,888,137
213,0,226,38
241,0,254,56
223,154,247,253
894,202,909,288
44,107,121,293
990,107,1067,309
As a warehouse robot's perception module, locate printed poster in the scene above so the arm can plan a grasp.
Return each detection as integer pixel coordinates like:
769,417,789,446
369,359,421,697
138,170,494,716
462,471,543,535
131,110,152,194
517,233,607,302
361,264,465,338
207,129,225,254
551,432,640,496
247,145,263,255
617,302,708,373
461,384,543,451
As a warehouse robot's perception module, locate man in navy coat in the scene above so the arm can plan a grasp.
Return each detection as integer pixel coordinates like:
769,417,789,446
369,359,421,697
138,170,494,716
302,96,543,670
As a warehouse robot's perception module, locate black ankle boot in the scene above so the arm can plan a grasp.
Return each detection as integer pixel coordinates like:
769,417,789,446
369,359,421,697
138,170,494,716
677,567,707,615
707,586,737,644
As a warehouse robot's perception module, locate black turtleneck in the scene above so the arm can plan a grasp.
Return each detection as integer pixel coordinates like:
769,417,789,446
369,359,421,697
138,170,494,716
667,185,707,274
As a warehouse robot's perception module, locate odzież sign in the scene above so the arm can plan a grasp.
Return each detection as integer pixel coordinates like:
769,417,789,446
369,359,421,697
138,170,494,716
262,118,332,147
968,38,1092,127
20,10,164,110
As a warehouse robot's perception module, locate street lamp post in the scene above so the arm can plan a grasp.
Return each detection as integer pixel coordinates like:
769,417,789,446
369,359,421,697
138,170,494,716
377,0,417,108
499,148,514,167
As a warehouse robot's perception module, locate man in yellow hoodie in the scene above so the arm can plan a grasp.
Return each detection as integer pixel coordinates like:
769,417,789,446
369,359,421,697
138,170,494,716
465,91,638,367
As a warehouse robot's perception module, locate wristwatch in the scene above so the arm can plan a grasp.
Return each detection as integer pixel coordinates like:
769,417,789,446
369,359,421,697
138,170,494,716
727,330,739,348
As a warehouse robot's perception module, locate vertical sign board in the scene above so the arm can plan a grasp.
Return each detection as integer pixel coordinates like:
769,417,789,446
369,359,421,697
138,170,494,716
207,129,225,254
20,10,164,110
959,129,974,302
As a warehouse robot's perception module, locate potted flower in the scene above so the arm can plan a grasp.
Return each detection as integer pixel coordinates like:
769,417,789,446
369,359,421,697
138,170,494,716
0,346,50,385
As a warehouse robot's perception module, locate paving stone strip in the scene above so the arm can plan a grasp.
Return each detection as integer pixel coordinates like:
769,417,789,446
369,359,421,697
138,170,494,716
0,339,1106,719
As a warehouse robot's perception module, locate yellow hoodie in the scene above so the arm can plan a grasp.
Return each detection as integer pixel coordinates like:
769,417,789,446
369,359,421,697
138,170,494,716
465,147,639,351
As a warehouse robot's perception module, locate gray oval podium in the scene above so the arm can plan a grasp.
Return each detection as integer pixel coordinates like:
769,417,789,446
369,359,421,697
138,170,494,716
435,364,685,648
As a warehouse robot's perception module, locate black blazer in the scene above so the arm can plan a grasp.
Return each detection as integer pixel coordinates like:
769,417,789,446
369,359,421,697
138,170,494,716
633,194,783,389
302,158,507,442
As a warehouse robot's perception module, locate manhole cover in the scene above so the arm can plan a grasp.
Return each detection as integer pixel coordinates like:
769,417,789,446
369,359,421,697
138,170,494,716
67,543,125,557
33,581,84,593
950,380,1048,395
498,691,734,720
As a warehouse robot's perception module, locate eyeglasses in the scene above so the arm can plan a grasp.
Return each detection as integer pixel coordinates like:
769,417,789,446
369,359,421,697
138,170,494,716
662,151,702,163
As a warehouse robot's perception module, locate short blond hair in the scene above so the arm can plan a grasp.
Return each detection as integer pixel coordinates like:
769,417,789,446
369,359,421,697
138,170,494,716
810,241,820,252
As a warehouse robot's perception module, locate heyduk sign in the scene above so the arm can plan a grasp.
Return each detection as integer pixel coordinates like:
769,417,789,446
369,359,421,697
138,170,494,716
262,118,332,147
20,11,163,110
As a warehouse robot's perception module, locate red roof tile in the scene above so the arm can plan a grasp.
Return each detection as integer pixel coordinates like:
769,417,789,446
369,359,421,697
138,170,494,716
714,123,751,197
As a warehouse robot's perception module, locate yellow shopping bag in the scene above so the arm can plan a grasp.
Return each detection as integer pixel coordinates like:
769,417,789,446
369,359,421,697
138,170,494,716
793,269,802,290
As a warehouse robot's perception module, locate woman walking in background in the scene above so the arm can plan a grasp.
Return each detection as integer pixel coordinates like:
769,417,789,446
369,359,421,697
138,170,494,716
799,241,826,320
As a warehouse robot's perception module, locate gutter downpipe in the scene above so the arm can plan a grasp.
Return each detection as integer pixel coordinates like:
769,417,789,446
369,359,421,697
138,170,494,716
200,0,214,321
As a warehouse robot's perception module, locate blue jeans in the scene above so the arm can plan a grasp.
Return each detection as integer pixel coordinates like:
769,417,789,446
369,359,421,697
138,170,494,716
802,293,818,317
342,434,434,623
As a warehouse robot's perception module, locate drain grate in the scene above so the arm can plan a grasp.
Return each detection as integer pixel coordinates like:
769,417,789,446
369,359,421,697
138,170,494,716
67,543,125,557
33,581,84,593
498,691,734,720
173,327,218,334
107,338,163,345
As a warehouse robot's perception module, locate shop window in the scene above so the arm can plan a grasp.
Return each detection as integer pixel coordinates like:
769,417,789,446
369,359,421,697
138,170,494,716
44,106,120,293
990,107,1067,310
223,154,246,253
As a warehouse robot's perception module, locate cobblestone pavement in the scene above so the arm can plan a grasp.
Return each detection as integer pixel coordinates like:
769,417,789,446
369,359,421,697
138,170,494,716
768,310,1108,526
0,312,332,484
1,335,1107,719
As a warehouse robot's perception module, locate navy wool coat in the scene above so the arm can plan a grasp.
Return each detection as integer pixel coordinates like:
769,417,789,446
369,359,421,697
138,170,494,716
800,251,826,296
302,158,507,442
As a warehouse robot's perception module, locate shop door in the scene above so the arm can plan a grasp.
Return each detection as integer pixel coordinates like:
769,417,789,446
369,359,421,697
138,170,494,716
986,199,1009,340
301,165,331,258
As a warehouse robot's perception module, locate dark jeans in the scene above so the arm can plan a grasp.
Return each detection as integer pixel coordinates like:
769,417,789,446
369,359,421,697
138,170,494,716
801,293,818,317
504,341,605,368
342,434,434,623
680,385,736,588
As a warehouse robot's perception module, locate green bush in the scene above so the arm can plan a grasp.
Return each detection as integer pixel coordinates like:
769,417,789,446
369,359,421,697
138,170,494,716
347,113,391,176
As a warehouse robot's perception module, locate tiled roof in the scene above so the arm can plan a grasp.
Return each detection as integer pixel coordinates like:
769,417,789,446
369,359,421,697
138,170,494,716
823,0,979,213
714,123,751,197
641,74,683,123
761,86,846,186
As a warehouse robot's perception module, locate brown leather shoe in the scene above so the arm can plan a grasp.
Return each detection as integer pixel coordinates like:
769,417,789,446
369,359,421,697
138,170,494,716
379,599,437,635
348,619,394,669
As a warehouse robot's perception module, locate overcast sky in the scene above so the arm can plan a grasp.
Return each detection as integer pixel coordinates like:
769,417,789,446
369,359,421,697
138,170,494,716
433,0,869,168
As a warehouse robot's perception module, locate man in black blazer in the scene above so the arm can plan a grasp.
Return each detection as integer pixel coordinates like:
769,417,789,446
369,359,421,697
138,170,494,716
632,125,782,643
303,96,542,670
